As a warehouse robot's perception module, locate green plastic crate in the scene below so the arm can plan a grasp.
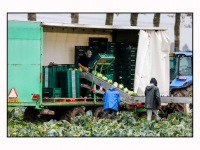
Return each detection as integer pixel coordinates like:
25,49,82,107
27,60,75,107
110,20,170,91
106,70,118,74
88,53,115,69
117,42,128,48
105,74,113,81
42,88,61,98
118,71,135,76
58,70,80,98
120,53,137,57
53,93,61,98
67,64,76,69
53,88,61,93
117,57,136,62
117,61,136,66
107,42,117,49
126,48,137,52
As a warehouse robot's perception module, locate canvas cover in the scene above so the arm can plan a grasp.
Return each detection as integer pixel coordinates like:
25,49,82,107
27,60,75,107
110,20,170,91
134,30,170,96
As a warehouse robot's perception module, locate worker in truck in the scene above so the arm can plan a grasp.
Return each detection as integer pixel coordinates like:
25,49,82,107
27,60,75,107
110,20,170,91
78,50,94,71
145,78,161,123
78,50,94,97
102,84,121,121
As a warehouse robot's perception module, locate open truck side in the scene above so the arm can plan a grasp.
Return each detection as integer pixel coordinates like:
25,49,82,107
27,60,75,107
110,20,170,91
8,21,192,121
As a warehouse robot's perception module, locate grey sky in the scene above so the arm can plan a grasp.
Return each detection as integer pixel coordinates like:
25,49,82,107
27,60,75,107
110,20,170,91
8,13,192,51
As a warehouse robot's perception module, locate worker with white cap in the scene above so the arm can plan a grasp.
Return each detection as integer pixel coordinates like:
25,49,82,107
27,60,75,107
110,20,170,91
102,83,121,121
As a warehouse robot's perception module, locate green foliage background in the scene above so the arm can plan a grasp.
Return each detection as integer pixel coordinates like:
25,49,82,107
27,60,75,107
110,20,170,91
8,107,192,137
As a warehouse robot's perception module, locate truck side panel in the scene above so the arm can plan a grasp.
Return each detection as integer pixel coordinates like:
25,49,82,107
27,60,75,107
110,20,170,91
8,21,43,106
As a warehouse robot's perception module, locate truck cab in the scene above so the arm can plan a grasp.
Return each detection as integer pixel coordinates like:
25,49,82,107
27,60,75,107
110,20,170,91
170,51,193,93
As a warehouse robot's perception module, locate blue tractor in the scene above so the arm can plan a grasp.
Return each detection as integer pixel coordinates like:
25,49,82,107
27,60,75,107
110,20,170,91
169,51,193,113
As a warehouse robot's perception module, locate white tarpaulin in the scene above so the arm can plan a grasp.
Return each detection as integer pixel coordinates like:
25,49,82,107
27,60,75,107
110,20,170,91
134,30,171,96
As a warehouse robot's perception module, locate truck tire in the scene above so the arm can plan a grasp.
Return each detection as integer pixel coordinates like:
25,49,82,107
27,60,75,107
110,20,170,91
60,107,85,122
169,85,192,114
125,104,137,111
93,107,104,119
23,107,39,122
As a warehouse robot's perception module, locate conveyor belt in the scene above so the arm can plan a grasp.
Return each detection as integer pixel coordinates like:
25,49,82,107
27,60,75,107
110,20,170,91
79,72,134,104
79,83,104,95
79,72,192,104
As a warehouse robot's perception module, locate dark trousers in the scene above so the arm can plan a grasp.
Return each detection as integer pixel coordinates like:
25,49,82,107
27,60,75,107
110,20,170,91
103,108,117,120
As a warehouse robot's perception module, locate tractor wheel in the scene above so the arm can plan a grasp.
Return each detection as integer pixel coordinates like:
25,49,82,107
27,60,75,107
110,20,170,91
168,85,192,114
23,107,39,122
60,107,85,122
93,107,104,119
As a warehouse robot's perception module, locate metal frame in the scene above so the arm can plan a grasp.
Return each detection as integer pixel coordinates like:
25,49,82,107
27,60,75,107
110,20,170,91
41,22,168,30
80,72,192,104
89,56,115,104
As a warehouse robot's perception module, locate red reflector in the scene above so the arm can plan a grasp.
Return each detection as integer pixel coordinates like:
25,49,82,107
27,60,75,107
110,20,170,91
31,94,38,99
40,73,42,82
179,78,186,81
90,87,94,92
132,103,145,108
67,99,75,102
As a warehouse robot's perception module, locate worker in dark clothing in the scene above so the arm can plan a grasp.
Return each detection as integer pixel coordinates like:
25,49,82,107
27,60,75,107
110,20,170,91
145,78,161,122
78,50,95,97
102,84,121,121
78,50,94,71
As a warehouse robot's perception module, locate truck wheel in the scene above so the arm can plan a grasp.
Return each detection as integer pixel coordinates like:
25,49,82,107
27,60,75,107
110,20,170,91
23,107,39,122
93,107,104,119
60,107,85,122
51,107,63,120
125,104,137,111
169,85,192,113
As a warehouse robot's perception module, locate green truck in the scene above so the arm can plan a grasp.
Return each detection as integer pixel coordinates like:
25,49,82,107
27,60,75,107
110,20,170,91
8,20,192,121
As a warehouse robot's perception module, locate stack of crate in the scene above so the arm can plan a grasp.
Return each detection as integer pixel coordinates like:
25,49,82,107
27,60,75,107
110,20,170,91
42,66,67,89
117,42,137,91
89,38,108,53
42,88,61,98
66,64,76,69
89,38,108,54
106,42,118,81
74,46,98,68
42,66,80,98
58,70,80,98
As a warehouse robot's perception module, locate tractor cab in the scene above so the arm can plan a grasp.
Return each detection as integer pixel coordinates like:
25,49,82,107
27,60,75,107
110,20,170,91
170,51,193,89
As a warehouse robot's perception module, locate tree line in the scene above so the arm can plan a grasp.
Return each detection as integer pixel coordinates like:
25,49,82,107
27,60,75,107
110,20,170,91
27,13,192,52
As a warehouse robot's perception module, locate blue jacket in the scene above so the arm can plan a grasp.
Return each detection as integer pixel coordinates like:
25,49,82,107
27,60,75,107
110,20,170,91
102,88,121,111
78,55,94,67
